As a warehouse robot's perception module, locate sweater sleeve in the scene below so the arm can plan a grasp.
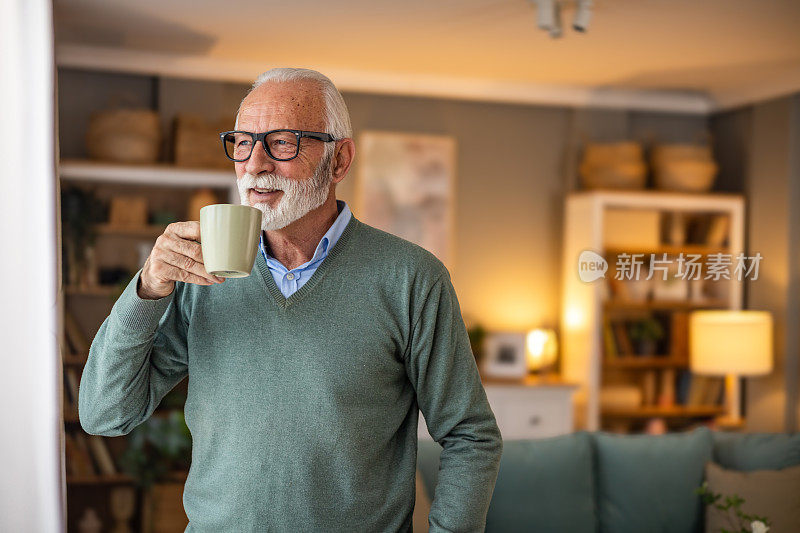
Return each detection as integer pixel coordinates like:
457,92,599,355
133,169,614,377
404,272,503,533
78,269,189,437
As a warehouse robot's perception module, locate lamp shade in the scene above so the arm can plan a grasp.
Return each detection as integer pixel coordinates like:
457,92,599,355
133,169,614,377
689,310,773,376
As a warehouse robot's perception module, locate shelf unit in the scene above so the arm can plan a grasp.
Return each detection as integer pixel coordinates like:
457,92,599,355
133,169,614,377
560,190,745,432
60,159,239,196
59,159,239,530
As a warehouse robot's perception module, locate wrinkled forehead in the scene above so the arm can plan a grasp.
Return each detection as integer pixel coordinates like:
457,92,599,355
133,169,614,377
236,80,327,132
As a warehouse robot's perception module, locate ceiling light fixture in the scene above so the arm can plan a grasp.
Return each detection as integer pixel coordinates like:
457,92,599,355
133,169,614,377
573,0,592,32
531,0,593,38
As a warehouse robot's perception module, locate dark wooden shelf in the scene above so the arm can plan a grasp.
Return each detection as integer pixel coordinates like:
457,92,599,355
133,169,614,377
66,473,134,486
67,470,188,486
604,356,689,369
63,285,121,297
601,405,726,419
604,299,730,311
95,223,167,238
605,245,730,257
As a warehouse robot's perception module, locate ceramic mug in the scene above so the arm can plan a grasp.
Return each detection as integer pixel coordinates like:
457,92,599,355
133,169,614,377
199,204,262,278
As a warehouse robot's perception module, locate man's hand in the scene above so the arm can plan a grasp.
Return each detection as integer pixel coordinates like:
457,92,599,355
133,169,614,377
137,221,224,300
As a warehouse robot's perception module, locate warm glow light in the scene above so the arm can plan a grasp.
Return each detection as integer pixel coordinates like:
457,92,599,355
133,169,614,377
689,310,773,376
526,328,558,371
564,306,584,329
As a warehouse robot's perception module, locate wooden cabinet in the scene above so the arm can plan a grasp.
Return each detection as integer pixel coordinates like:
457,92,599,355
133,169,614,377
418,377,578,441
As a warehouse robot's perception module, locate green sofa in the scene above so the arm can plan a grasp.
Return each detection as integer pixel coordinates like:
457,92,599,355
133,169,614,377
417,428,800,533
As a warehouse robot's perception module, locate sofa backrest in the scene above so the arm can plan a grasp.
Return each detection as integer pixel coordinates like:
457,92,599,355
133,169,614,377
418,433,596,532
711,431,800,471
416,429,800,533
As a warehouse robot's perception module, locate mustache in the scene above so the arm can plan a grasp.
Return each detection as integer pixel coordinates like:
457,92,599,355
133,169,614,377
238,173,295,191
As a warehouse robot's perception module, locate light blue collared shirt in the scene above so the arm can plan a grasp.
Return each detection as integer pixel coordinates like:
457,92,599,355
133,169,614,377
259,199,352,298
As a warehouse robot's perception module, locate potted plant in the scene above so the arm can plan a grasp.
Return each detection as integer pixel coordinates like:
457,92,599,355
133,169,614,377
119,409,192,533
60,186,106,287
696,481,771,532
467,324,487,363
629,317,664,356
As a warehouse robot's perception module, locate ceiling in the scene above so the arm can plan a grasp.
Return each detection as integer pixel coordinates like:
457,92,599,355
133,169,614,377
53,0,800,112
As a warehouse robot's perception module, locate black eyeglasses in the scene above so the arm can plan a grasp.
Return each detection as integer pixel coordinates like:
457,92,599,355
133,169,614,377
220,129,337,162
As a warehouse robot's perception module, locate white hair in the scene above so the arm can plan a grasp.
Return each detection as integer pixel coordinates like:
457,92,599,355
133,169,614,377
235,68,352,162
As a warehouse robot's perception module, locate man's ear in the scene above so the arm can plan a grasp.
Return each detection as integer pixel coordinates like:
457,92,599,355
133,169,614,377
331,138,355,185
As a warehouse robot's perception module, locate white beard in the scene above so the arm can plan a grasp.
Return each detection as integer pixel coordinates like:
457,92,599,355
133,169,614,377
237,150,334,231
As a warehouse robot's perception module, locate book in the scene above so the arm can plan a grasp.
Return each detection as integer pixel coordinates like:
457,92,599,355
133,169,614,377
63,433,80,476
686,215,712,245
686,375,709,406
642,370,657,405
87,435,117,475
675,369,692,405
705,215,730,247
65,432,96,476
64,368,81,408
64,311,89,355
657,369,676,407
62,384,72,413
603,318,618,359
612,321,634,356
670,311,688,358
703,377,725,406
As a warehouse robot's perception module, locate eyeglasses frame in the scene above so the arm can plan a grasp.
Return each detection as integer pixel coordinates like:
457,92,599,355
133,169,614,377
219,129,337,162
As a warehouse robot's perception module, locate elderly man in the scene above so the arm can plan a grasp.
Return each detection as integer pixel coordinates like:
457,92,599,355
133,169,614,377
79,68,502,532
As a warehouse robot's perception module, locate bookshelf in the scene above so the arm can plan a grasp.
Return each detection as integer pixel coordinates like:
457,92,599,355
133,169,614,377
59,160,238,531
64,285,122,297
560,190,745,433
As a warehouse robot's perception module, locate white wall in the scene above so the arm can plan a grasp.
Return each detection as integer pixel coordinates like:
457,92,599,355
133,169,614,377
0,0,63,530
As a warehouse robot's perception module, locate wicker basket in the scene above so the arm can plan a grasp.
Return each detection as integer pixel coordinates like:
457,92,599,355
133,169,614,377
579,141,647,190
86,109,161,164
652,144,717,192
173,114,232,169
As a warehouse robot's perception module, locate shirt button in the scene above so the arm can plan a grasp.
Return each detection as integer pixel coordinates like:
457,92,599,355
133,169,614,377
286,273,295,280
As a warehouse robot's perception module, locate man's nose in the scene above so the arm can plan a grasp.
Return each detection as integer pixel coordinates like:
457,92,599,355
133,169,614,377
244,140,276,175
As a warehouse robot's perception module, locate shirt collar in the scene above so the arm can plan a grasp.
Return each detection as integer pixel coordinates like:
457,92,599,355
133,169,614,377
259,199,352,271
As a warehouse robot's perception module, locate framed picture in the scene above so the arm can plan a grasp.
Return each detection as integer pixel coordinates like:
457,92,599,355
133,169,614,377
356,131,456,271
481,332,527,379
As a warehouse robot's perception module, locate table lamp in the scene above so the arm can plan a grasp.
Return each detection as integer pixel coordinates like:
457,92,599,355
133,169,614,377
526,328,558,374
689,310,773,423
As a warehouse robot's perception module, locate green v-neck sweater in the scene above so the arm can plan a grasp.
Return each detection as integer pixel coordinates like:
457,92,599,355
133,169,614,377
79,214,503,532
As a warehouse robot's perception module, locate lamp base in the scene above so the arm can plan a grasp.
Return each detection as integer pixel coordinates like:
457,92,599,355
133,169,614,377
528,364,557,379
724,373,742,423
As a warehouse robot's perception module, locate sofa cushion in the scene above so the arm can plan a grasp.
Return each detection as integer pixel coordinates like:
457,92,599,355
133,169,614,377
712,431,800,471
487,432,596,532
593,426,713,533
704,461,800,533
417,433,597,533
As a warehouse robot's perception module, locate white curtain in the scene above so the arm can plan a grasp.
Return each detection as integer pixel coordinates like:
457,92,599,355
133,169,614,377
0,0,63,531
